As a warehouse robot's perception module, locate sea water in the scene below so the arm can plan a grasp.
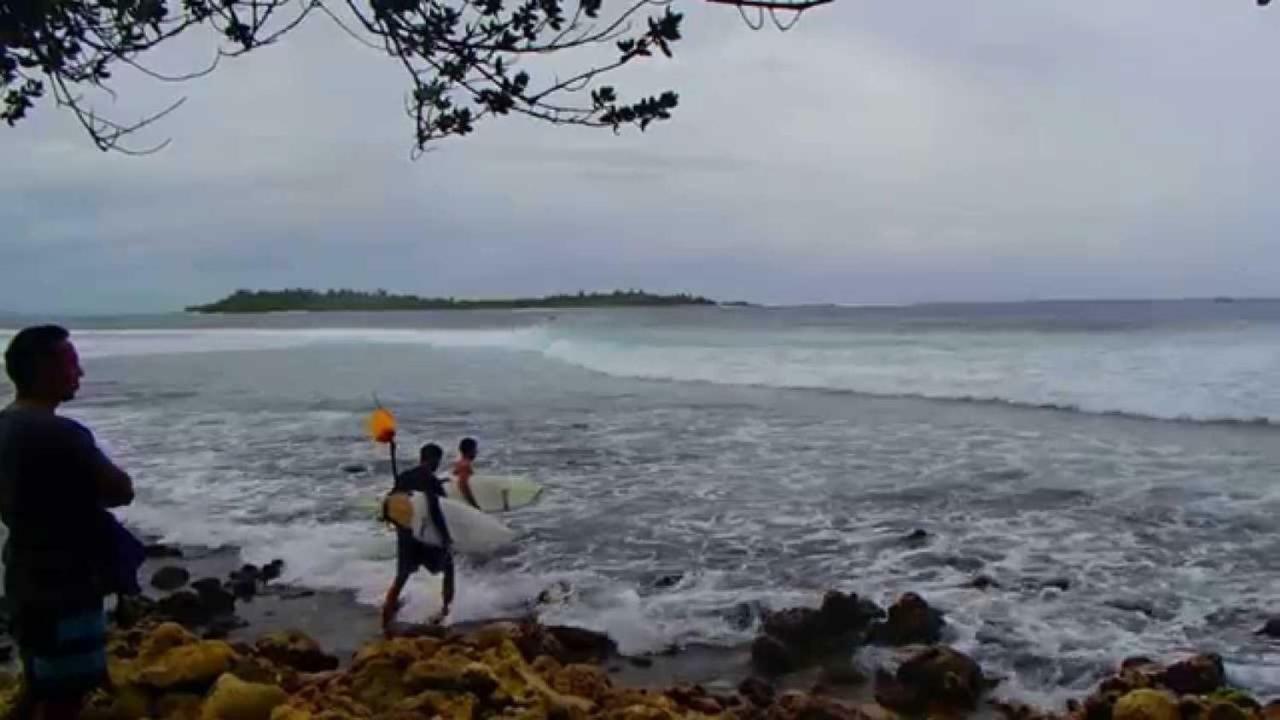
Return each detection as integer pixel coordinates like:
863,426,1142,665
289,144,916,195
4,300,1280,705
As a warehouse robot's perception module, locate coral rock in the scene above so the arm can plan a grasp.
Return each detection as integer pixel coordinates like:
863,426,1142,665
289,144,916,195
1113,690,1179,720
202,673,289,720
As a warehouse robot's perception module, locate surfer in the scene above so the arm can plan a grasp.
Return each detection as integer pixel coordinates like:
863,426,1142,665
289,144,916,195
0,326,135,720
451,437,480,509
381,443,455,633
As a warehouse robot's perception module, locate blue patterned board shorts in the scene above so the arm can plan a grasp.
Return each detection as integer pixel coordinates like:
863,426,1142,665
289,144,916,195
17,605,107,701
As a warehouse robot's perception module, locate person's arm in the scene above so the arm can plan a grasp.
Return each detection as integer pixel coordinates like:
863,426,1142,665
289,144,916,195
67,421,134,508
425,478,453,548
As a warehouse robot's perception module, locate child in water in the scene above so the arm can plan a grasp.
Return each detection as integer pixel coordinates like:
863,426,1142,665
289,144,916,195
451,437,480,509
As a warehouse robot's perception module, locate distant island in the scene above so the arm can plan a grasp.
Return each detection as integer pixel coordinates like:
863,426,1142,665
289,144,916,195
186,288,727,313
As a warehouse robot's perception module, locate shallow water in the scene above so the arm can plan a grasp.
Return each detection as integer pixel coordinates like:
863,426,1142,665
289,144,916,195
5,301,1280,706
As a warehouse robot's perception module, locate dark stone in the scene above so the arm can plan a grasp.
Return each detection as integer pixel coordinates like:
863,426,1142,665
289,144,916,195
628,656,654,669
192,578,236,617
0,642,13,663
144,543,184,559
737,677,775,707
1042,577,1071,592
234,564,262,583
341,464,367,474
545,625,617,664
230,576,258,601
1121,656,1156,670
278,588,316,600
262,559,285,584
967,575,1000,591
653,574,683,590
155,591,211,626
868,592,945,646
1160,654,1225,696
903,529,931,546
536,580,573,606
150,566,191,592
875,645,986,714
750,635,796,675
1257,617,1280,638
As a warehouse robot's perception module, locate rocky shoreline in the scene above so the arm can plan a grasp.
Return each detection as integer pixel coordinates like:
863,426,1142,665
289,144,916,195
1,537,1278,719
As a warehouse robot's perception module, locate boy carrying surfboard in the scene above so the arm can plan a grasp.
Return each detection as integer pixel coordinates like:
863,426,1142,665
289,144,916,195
381,443,454,633
450,437,481,509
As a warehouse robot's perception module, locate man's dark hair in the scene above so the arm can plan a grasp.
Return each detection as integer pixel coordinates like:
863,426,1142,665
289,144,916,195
459,437,478,457
4,325,70,395
420,443,444,464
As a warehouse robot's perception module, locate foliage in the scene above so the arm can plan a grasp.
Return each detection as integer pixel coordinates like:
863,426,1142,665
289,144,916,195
186,287,719,311
0,0,682,153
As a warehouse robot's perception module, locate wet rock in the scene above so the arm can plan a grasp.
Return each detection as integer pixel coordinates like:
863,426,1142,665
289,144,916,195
1122,656,1157,671
536,580,574,606
1257,617,1280,638
628,656,653,669
751,591,883,674
868,593,945,646
1113,689,1179,720
275,588,315,601
230,575,258,601
545,624,617,664
144,542,184,559
341,463,367,474
202,672,288,720
0,643,11,664
751,635,797,675
1160,654,1225,696
968,575,1000,591
903,529,931,546
1206,689,1261,712
262,559,285,584
875,645,986,714
769,692,875,720
155,591,212,627
738,677,775,707
255,630,339,673
192,579,237,618
151,565,192,592
653,573,684,589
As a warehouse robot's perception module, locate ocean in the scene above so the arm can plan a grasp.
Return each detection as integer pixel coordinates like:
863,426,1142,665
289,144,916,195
4,299,1280,705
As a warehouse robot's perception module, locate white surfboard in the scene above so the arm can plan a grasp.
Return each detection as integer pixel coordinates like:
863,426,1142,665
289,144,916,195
443,474,543,513
384,492,516,555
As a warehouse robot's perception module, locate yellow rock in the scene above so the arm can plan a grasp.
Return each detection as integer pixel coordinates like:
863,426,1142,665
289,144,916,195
138,641,239,690
349,656,411,713
351,636,441,667
552,664,612,703
1113,689,1180,720
270,708,313,720
81,685,152,720
141,623,201,661
201,673,288,720
1207,702,1256,720
392,690,476,720
157,693,207,720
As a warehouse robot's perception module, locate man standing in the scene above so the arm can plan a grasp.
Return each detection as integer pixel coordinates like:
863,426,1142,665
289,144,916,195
0,326,134,719
381,443,454,633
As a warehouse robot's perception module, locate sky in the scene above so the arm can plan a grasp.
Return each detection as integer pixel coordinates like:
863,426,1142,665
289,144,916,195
2,1,1279,313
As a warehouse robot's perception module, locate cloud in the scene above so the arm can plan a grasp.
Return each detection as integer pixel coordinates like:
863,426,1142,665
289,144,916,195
2,0,1278,312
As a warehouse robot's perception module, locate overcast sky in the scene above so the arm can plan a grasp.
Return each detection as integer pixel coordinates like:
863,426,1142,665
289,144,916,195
2,1,1278,313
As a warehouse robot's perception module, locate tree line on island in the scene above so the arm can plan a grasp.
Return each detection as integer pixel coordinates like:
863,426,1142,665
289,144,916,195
186,289,740,313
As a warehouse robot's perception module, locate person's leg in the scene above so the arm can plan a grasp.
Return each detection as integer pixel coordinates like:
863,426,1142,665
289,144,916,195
17,606,104,720
440,553,455,617
381,572,410,634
